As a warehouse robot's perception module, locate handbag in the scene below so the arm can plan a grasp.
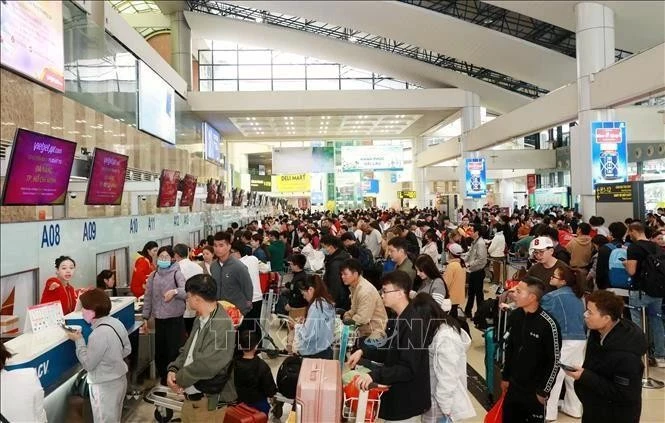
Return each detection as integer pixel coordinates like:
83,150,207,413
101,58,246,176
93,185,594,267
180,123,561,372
484,391,505,423
71,369,90,398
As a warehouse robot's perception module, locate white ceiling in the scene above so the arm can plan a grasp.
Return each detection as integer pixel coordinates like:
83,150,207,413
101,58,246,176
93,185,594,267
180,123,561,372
229,114,422,138
184,11,531,114
485,1,665,53
228,1,576,91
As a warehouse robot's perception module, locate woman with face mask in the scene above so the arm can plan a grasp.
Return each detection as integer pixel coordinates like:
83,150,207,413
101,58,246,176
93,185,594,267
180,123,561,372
141,245,187,386
40,255,78,315
66,289,131,423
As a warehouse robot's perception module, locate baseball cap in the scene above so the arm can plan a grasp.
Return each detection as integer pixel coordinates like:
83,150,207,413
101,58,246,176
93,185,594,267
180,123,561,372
530,236,554,251
448,243,464,256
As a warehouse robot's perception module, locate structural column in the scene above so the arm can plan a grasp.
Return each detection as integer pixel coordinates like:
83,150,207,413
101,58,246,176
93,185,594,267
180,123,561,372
412,136,429,209
571,2,615,217
169,11,192,90
458,92,482,212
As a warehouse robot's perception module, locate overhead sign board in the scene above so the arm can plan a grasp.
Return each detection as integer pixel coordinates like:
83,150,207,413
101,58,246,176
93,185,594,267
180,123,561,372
398,190,416,199
596,183,633,203
274,174,311,192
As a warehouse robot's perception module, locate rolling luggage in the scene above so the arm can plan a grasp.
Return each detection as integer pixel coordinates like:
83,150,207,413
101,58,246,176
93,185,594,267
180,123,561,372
223,403,268,423
485,307,509,403
295,359,342,423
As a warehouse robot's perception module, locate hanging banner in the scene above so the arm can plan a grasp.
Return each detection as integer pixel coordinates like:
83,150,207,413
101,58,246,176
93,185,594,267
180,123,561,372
591,121,628,187
465,158,487,198
361,179,379,194
341,146,403,172
526,173,537,207
272,147,335,174
274,174,311,192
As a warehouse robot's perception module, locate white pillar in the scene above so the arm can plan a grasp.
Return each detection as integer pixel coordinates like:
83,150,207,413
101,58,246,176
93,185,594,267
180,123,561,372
413,137,429,208
571,2,615,217
170,11,192,90
498,179,515,208
459,92,482,211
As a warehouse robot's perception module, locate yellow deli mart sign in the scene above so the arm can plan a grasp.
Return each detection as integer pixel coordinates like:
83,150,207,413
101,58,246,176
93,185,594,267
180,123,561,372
274,174,311,192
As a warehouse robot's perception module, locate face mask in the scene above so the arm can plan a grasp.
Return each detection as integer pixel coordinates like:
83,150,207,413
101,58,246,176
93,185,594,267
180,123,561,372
157,259,172,269
322,248,330,256
82,308,96,324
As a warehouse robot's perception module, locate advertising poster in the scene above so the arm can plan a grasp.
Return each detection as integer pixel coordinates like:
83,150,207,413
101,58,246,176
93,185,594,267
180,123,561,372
526,173,537,207
203,122,221,164
311,147,335,173
465,158,486,198
157,169,180,207
361,179,379,194
179,174,197,207
138,61,175,144
272,147,311,174
591,121,627,186
0,1,64,92
2,129,76,206
274,174,311,192
85,148,129,205
341,146,403,172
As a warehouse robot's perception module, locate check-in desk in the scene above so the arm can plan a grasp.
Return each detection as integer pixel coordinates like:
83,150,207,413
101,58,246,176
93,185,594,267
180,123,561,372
4,297,138,422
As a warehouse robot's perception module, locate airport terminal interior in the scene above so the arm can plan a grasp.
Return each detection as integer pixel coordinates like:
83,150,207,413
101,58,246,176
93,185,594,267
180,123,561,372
0,0,664,422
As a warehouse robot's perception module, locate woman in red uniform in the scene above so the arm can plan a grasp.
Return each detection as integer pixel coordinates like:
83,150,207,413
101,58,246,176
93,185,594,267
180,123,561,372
40,256,78,315
130,241,158,297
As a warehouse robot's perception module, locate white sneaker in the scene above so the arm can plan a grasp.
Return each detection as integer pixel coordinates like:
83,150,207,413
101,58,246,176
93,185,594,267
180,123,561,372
654,358,665,368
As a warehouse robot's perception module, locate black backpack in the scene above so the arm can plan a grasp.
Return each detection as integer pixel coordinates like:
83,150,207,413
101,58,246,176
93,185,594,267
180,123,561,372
276,355,302,399
637,244,665,298
473,298,498,330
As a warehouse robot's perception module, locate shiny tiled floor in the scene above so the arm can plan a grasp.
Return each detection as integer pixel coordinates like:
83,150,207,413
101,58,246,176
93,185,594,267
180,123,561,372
124,287,665,423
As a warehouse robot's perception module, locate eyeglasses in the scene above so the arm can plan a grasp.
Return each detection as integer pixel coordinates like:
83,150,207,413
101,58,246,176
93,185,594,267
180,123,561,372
380,288,401,295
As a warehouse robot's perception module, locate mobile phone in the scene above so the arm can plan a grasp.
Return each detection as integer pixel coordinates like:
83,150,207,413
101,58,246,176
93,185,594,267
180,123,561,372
559,362,577,372
60,323,77,332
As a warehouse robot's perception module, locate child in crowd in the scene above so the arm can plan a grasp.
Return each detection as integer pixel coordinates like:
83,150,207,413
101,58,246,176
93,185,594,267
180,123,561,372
233,330,277,416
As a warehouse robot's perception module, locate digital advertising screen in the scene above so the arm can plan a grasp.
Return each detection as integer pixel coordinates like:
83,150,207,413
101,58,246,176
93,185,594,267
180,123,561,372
340,146,403,172
157,169,180,207
591,121,627,187
361,179,379,194
84,148,128,206
0,1,65,92
465,157,487,198
311,147,334,173
1,128,76,206
179,174,197,207
138,61,175,144
203,122,222,164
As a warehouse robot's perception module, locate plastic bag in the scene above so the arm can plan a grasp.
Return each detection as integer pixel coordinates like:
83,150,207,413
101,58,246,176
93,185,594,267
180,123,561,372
484,391,505,423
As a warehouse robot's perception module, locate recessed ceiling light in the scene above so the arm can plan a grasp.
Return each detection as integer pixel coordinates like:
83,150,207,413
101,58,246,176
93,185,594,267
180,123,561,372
252,117,256,121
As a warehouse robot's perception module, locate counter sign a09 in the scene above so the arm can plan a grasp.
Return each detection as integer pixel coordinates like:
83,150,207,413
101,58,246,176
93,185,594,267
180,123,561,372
591,121,627,186
465,158,487,198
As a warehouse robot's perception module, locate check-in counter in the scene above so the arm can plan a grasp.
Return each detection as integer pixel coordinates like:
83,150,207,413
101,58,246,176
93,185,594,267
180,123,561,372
4,297,138,422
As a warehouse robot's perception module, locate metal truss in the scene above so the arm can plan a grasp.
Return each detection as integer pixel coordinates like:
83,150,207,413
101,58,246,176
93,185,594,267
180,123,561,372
186,0,549,98
400,0,632,61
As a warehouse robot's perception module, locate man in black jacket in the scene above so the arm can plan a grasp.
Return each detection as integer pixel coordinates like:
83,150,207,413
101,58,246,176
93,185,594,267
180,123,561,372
566,290,647,423
320,235,351,310
502,276,561,423
349,271,431,422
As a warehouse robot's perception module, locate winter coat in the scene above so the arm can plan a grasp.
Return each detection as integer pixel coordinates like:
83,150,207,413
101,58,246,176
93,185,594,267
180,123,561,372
574,319,647,423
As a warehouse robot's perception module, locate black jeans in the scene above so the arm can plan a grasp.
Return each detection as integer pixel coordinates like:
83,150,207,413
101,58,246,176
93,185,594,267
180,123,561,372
464,269,485,317
155,317,186,385
238,300,263,340
503,385,545,423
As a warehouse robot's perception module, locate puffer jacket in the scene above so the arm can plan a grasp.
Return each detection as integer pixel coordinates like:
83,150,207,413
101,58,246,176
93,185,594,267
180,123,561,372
424,324,476,422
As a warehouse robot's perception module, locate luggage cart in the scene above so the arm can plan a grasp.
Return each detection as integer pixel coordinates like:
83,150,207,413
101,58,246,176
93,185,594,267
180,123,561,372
143,385,183,423
343,383,389,423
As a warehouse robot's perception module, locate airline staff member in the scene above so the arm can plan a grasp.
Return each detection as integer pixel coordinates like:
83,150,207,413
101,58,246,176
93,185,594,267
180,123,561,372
40,255,78,315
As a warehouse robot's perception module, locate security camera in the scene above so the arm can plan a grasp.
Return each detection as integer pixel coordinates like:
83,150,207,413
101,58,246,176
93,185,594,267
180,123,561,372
69,192,77,199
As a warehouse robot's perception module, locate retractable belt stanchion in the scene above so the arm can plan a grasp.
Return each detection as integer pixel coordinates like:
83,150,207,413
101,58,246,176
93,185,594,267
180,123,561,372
636,305,664,389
